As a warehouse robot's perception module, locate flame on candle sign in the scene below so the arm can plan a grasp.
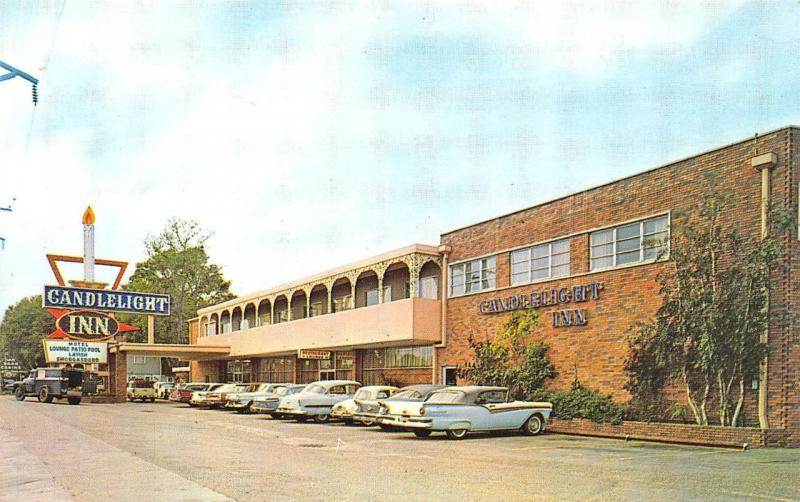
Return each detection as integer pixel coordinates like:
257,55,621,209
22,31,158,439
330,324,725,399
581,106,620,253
82,206,95,225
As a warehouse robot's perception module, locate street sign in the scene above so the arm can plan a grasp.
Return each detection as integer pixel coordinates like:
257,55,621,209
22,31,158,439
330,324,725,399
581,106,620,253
43,285,171,316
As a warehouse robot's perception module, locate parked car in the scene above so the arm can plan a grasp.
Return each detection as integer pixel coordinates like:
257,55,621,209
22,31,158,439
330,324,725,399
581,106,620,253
225,383,289,413
154,382,175,399
275,380,361,423
382,386,552,439
13,367,92,405
189,383,229,407
169,383,219,405
201,383,254,409
331,385,398,424
127,379,157,402
251,384,307,417
358,385,447,428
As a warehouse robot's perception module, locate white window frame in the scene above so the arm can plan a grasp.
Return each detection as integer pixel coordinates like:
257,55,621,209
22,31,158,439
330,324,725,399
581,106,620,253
590,215,670,271
510,238,570,286
449,256,496,297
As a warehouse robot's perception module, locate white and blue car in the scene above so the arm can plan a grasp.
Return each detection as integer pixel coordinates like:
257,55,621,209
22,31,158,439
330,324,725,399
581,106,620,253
382,386,552,440
275,380,361,423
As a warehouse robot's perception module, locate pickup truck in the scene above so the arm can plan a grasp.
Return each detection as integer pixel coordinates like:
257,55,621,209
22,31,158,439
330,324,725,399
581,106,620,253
14,367,93,405
127,379,157,402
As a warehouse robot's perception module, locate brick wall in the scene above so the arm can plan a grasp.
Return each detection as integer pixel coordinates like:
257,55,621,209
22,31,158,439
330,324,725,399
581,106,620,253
438,128,798,440
547,418,769,448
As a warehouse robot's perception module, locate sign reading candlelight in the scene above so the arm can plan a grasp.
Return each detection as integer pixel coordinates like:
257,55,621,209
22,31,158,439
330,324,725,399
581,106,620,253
478,281,604,328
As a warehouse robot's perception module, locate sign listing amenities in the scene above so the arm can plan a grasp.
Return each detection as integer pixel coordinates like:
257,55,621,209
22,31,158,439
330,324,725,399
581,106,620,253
44,285,171,316
43,340,108,364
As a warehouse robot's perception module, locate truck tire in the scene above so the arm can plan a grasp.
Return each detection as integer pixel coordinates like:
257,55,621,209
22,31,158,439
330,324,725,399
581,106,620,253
68,397,81,405
14,387,25,401
39,386,53,403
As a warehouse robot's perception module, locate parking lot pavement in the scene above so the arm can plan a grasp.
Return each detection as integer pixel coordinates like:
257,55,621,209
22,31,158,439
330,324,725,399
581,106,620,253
1,396,799,502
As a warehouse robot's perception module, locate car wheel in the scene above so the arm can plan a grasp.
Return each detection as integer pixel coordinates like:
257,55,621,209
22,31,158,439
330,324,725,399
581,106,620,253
67,397,81,405
362,418,376,426
413,430,432,438
38,386,53,404
270,413,283,419
342,418,354,425
14,387,25,401
379,424,392,431
295,417,308,423
188,403,197,407
150,398,156,403
522,414,544,436
446,429,468,440
313,414,330,423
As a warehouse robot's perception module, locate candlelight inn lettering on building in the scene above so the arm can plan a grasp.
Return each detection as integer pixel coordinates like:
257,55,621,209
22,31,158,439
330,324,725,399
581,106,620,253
478,281,603,327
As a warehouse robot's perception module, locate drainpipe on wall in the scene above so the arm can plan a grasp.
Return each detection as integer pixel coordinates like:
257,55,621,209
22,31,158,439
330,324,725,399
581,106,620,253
752,151,778,430
432,245,452,384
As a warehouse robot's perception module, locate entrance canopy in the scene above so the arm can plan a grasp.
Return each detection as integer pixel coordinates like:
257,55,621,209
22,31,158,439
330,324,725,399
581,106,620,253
110,342,230,361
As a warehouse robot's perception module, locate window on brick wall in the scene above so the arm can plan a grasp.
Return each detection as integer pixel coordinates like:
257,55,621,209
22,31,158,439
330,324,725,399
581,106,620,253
449,257,496,297
511,238,570,285
590,215,669,271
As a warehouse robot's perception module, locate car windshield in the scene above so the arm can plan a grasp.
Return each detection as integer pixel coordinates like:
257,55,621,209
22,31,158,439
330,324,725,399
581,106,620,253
392,390,421,400
186,384,206,391
305,384,325,394
257,384,273,392
425,391,463,404
285,386,304,395
354,389,371,400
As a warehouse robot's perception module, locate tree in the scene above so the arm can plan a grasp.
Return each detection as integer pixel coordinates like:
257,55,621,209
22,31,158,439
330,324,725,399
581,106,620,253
0,295,52,369
625,183,787,426
121,219,235,344
458,308,556,399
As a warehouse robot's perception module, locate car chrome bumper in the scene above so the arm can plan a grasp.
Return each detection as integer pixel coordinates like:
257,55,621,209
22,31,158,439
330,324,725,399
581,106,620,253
275,408,305,416
378,415,432,429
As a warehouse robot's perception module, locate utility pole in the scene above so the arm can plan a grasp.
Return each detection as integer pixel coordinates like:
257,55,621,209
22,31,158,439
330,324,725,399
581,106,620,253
0,199,15,250
0,59,39,105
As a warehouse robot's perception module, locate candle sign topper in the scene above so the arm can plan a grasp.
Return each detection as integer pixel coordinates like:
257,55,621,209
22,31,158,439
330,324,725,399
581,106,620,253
42,206,169,342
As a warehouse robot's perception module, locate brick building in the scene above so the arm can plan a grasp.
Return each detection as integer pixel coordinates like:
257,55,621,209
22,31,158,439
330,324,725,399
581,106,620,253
188,126,799,445
437,126,799,446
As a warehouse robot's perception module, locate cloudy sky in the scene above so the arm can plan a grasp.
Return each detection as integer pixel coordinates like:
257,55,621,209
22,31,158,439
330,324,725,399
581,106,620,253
1,0,799,315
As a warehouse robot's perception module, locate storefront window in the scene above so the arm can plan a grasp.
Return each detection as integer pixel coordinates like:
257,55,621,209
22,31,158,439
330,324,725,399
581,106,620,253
361,346,433,385
258,357,294,383
226,360,253,383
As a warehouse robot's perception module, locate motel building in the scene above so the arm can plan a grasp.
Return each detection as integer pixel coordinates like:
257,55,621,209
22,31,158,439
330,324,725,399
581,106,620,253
188,126,800,446
189,245,445,386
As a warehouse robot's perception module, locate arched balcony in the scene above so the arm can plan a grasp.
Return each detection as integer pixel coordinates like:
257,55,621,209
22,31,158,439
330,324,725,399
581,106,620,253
231,306,243,331
243,303,256,330
257,299,271,326
220,310,232,333
309,284,328,317
419,261,442,299
200,315,209,337
273,295,289,324
330,277,352,313
355,270,379,308
209,313,219,335
382,262,410,303
290,290,308,321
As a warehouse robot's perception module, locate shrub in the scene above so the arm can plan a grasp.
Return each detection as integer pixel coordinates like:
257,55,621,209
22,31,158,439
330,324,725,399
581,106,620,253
533,380,625,425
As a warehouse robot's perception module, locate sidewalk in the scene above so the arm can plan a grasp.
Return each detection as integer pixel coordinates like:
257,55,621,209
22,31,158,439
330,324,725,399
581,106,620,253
0,427,73,501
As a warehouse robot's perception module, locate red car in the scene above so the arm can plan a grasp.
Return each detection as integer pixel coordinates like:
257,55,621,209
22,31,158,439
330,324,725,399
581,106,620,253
169,383,219,405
